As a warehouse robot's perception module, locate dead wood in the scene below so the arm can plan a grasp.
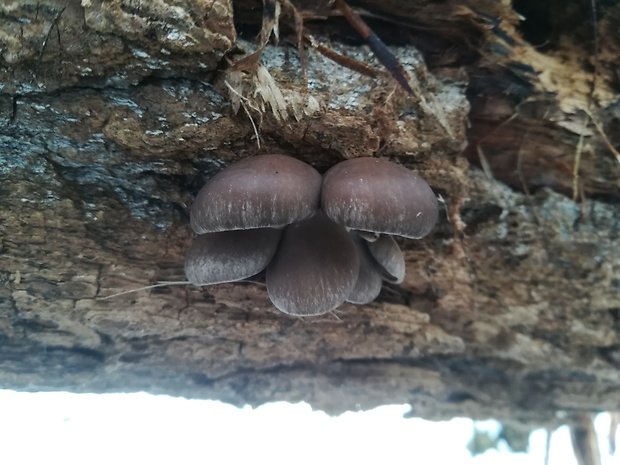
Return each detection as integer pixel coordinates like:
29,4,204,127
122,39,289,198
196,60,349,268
0,0,619,427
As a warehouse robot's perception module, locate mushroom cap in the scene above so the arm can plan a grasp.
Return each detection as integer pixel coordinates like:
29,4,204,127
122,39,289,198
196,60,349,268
190,154,322,234
266,212,360,316
346,236,383,304
366,234,406,283
185,228,282,285
321,157,438,239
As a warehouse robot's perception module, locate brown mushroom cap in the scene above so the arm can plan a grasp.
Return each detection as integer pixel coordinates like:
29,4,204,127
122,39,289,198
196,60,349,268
190,154,322,234
185,228,281,285
266,212,360,316
346,236,383,304
366,234,406,283
321,157,438,239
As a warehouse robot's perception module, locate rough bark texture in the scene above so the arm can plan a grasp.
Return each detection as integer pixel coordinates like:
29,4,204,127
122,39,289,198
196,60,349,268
1,0,619,425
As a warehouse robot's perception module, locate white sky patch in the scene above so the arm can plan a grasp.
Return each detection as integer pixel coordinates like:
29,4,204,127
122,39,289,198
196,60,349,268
0,390,617,465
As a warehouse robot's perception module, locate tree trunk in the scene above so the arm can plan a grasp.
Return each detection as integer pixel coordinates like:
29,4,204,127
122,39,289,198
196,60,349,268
1,0,619,425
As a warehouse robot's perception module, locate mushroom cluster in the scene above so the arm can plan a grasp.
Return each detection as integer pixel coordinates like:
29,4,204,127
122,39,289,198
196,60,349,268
185,154,438,316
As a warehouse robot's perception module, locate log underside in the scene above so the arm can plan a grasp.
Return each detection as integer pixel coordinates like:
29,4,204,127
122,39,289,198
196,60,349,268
0,0,619,425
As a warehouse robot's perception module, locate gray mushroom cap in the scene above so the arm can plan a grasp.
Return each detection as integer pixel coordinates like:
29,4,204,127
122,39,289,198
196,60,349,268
366,234,406,284
346,235,383,304
185,228,282,285
190,154,322,234
321,157,439,239
266,212,360,316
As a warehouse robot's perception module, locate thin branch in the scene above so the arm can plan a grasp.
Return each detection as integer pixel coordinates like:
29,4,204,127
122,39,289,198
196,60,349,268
304,34,379,78
334,0,414,95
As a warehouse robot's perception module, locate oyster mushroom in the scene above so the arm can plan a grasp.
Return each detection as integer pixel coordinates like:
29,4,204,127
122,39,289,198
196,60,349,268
185,228,281,285
321,157,438,239
190,154,322,234
186,154,320,286
346,234,384,304
365,234,406,284
266,212,360,316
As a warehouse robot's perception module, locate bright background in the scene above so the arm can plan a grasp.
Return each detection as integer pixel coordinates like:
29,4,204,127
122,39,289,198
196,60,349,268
0,390,617,465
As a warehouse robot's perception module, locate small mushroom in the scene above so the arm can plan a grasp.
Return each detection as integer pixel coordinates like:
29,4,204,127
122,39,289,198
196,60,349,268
190,154,322,234
346,235,383,304
366,234,406,283
185,228,281,285
266,212,360,316
321,157,438,239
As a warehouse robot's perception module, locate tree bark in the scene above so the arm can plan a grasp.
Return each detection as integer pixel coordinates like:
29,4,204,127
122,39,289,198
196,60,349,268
1,0,619,425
